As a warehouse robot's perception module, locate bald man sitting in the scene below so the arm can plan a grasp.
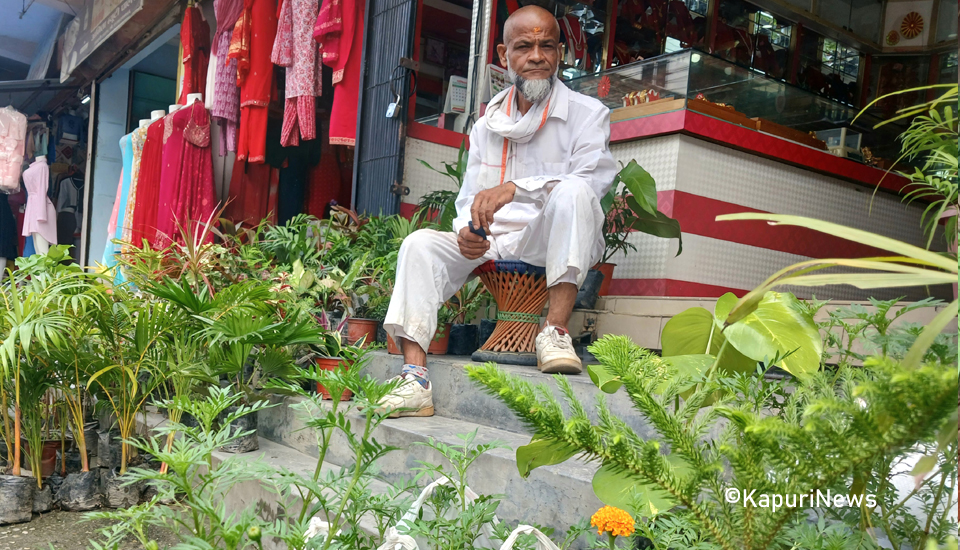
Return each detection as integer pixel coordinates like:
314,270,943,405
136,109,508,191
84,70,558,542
379,5,618,417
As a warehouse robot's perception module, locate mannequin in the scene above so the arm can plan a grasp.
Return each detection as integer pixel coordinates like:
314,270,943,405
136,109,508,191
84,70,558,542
186,92,203,104
138,119,151,129
150,110,165,121
169,104,182,113
23,154,56,255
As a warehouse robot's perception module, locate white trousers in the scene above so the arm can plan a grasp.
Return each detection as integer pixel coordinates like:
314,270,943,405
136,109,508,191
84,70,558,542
383,179,605,352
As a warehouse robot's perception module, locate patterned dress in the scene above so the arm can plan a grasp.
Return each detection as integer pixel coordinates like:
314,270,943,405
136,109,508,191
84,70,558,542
273,0,322,146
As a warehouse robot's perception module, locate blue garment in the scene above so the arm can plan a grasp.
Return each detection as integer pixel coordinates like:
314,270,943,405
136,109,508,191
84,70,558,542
23,234,35,257
101,133,134,282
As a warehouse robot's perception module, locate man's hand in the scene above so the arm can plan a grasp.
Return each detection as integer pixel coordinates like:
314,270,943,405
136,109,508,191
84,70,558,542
471,182,516,233
457,226,490,260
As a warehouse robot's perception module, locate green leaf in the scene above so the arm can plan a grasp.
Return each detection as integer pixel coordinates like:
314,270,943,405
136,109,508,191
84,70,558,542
910,454,939,477
516,438,578,478
618,160,658,216
660,306,758,376
659,354,714,395
592,456,689,517
903,299,959,369
627,203,683,256
721,292,823,379
587,363,624,393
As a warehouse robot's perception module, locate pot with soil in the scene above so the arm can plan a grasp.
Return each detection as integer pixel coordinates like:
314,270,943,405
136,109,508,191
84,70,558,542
595,262,616,296
32,482,53,513
386,334,401,355
22,440,59,478
101,467,143,508
479,319,496,347
57,470,102,511
427,323,452,355
447,324,479,356
346,318,379,347
0,475,35,524
218,405,260,453
574,269,604,310
315,357,353,401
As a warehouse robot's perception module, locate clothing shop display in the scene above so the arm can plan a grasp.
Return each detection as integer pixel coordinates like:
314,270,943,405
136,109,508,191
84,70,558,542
121,126,148,247
231,0,279,163
273,127,321,224
559,14,586,68
130,117,165,248
179,5,212,105
56,176,82,248
0,194,17,259
101,170,123,267
21,158,58,247
206,0,244,156
0,107,27,193
156,107,190,243
114,133,136,246
224,157,279,225
273,0,322,146
57,113,83,144
155,100,216,247
317,0,364,145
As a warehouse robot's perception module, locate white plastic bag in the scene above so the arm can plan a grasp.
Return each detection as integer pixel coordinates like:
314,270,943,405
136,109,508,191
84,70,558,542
304,517,341,542
498,525,560,550
376,476,500,550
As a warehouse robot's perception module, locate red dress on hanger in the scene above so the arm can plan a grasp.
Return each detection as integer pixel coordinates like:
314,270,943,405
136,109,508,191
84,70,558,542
231,0,278,163
130,118,165,248
178,6,211,104
316,0,364,146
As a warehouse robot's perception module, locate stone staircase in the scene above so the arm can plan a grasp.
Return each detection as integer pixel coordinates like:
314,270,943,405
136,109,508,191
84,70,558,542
255,352,629,536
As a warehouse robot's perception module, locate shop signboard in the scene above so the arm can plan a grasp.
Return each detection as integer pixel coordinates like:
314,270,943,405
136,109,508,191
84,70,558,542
60,0,145,83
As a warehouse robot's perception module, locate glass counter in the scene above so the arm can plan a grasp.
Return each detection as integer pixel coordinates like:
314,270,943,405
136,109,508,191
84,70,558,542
565,50,909,165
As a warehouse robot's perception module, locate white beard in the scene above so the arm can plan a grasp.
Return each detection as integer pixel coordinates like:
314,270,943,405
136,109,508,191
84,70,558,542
507,65,556,104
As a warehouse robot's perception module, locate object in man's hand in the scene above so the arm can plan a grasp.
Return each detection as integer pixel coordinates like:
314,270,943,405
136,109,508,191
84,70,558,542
468,221,487,240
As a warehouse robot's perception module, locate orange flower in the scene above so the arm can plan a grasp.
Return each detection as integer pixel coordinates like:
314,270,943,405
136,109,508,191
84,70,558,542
590,505,635,537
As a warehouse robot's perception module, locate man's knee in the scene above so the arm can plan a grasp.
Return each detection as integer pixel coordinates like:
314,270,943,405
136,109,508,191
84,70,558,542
548,179,595,208
399,229,446,261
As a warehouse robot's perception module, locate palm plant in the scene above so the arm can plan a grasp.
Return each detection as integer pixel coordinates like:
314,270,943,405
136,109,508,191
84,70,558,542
86,288,175,474
857,84,958,250
0,248,97,484
416,140,468,232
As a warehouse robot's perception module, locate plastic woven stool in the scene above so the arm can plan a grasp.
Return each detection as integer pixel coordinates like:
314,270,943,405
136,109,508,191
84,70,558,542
470,260,546,366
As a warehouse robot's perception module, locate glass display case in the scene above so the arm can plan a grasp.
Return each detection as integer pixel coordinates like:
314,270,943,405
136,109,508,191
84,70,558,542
565,49,909,166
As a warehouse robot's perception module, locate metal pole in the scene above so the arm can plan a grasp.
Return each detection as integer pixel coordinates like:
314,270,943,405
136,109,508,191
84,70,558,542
79,81,97,268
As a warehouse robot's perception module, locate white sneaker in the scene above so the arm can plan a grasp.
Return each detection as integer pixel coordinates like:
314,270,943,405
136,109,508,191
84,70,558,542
536,325,582,374
376,375,434,418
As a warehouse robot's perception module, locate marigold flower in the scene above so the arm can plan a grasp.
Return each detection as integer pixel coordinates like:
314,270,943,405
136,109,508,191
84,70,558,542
590,505,635,537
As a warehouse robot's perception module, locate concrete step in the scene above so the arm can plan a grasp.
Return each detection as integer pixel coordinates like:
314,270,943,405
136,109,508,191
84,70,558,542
257,395,604,535
361,350,657,438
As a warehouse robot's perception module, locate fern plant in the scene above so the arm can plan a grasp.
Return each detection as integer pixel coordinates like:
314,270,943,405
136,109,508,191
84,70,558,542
466,335,958,550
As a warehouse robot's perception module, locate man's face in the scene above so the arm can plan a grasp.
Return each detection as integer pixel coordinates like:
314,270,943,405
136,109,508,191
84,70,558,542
497,17,560,85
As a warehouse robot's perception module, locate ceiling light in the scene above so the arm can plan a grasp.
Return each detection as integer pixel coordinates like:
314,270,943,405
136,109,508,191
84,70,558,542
80,95,90,104
762,24,774,29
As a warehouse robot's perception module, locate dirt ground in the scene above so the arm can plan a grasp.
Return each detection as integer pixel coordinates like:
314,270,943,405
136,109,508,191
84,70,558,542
0,510,181,550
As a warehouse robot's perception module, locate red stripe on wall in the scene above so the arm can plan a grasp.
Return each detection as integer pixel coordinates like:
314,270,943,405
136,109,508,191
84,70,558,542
408,122,469,149
608,278,748,297
399,202,417,218
610,109,685,142
667,190,889,258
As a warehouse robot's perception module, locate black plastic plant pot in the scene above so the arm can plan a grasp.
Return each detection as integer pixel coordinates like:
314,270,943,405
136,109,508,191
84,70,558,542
448,324,480,356
0,475,36,524
33,483,53,513
57,470,102,511
479,319,496,347
574,269,604,310
98,432,124,470
218,406,259,454
102,467,143,508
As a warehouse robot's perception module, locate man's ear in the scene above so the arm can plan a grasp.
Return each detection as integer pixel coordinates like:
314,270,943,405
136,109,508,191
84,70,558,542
497,43,508,68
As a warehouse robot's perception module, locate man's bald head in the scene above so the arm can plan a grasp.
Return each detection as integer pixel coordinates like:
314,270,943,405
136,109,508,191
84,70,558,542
497,4,560,104
503,5,560,44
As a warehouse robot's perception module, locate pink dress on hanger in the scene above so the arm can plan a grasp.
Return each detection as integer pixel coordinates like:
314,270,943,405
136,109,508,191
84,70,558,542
0,107,27,193
21,159,57,245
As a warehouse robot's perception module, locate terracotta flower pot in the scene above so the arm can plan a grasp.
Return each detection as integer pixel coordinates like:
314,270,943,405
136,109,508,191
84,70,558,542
428,323,451,355
347,318,379,347
596,263,616,296
386,334,402,355
387,324,452,355
315,357,353,401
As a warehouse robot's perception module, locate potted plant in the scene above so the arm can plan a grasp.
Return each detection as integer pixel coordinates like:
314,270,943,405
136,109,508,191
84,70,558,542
416,140,468,231
577,160,683,307
309,331,365,401
596,187,637,296
430,305,456,355
445,280,488,356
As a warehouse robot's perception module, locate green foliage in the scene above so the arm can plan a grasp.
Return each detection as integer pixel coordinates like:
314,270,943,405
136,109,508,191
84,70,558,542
416,140,468,232
601,161,682,263
467,333,957,550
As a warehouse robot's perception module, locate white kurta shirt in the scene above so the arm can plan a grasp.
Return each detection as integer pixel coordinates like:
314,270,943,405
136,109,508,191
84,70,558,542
451,81,618,258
